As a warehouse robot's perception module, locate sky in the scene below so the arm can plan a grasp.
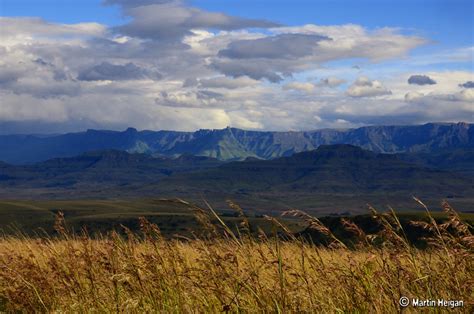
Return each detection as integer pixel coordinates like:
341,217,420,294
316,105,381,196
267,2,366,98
0,0,473,133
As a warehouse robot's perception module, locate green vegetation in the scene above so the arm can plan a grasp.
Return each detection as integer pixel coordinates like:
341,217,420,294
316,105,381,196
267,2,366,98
1,145,473,213
1,198,473,242
0,199,305,237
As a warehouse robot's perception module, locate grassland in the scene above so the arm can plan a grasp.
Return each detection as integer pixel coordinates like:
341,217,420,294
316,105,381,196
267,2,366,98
0,199,307,237
0,199,473,312
1,198,473,237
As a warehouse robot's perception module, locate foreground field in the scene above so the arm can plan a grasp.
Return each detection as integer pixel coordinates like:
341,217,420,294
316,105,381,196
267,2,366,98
0,200,473,312
1,198,473,237
1,239,472,312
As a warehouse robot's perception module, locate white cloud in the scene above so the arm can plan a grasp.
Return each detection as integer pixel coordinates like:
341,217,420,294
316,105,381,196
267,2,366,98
110,1,277,41
445,89,474,101
405,90,473,103
318,77,346,87
0,3,472,134
211,24,427,82
390,71,474,100
405,91,424,102
283,82,315,93
346,77,392,97
227,111,263,129
0,17,106,47
272,24,426,60
198,76,259,89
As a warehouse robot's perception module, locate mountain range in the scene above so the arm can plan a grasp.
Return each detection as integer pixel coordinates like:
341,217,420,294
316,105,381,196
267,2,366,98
1,144,472,213
0,150,222,189
0,122,472,164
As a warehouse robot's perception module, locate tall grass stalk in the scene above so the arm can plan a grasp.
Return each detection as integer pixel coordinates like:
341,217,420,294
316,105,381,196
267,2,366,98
0,200,472,312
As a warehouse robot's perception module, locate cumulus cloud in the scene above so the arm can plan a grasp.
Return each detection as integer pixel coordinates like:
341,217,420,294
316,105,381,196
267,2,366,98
316,93,473,127
0,1,471,133
283,82,315,93
0,17,105,44
198,76,258,89
213,25,426,82
156,89,224,108
211,60,286,82
445,89,474,101
404,91,424,102
33,58,68,81
77,62,162,81
182,78,198,87
404,89,473,110
111,1,277,41
346,77,392,97
0,59,79,98
218,34,330,59
408,74,437,85
459,81,474,88
318,77,346,87
272,24,425,60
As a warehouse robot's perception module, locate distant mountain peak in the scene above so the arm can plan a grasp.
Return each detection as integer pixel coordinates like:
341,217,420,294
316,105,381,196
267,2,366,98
277,144,378,164
0,122,472,164
125,127,138,133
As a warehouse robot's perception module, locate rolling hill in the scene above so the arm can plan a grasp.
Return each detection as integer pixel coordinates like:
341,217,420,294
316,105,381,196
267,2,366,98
160,144,473,195
0,150,222,189
0,145,472,212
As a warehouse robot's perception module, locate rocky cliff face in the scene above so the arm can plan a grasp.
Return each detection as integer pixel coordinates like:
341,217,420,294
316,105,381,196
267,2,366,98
0,122,472,164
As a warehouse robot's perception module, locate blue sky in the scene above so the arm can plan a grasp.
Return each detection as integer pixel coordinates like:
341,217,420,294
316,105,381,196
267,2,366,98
196,0,473,46
2,0,472,46
0,0,472,133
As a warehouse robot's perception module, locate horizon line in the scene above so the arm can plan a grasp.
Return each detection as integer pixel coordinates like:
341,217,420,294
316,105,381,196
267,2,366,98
0,121,472,136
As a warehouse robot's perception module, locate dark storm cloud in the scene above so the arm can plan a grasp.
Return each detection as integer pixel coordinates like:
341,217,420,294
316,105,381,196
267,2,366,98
77,62,162,81
459,81,474,88
218,34,330,59
408,74,437,85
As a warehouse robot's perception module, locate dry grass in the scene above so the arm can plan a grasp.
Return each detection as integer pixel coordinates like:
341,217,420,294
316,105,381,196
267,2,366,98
0,199,473,313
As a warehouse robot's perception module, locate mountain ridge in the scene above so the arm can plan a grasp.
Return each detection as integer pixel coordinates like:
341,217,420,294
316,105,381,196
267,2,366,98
0,145,472,211
163,144,471,194
0,122,472,164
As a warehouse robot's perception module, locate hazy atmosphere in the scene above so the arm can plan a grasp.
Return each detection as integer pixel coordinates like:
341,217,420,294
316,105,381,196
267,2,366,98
1,0,473,134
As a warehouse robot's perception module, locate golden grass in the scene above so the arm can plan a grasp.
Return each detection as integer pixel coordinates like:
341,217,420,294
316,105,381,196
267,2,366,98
0,199,473,313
